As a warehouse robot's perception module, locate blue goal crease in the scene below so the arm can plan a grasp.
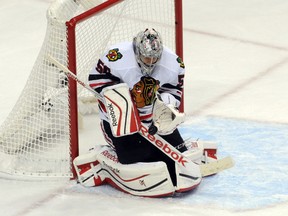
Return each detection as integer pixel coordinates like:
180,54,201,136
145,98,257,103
176,117,288,210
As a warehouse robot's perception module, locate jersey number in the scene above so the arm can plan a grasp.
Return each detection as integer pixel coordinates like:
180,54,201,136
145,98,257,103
178,74,184,87
96,59,111,74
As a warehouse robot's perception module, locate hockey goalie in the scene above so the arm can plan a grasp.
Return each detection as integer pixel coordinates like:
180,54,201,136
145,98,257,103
73,29,227,197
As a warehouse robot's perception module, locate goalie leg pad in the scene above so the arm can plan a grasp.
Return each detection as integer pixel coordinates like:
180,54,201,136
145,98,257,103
174,141,218,190
73,149,105,187
96,145,175,197
174,155,202,193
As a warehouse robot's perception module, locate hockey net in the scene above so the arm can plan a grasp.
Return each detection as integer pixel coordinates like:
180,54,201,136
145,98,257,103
0,0,183,179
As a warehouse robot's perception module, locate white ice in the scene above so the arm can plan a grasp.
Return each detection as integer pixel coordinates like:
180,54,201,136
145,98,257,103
0,0,288,215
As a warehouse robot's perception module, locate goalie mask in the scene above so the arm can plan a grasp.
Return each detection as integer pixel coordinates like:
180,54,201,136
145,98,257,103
133,28,163,76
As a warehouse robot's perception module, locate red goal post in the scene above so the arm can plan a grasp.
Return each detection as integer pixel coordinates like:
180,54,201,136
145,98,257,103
0,0,183,179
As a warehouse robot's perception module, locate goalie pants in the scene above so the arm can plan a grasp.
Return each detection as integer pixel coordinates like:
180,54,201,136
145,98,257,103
101,120,187,186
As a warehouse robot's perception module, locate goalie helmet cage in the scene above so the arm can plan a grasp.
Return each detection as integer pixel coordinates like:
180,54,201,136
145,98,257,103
0,0,183,179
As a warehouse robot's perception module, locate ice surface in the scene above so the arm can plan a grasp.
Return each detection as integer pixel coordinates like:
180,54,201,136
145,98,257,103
0,0,288,215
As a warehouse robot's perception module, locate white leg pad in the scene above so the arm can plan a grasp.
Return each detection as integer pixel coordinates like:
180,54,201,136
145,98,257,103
74,145,175,197
174,141,218,192
174,154,202,193
96,146,175,197
73,149,104,187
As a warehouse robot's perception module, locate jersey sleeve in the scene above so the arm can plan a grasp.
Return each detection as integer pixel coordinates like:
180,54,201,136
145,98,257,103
88,43,133,94
88,57,121,94
158,56,185,108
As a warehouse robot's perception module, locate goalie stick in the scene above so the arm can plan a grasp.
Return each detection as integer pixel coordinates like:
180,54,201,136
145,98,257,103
46,55,234,177
200,156,234,176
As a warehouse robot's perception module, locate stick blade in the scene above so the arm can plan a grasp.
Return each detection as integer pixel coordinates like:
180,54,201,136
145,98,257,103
200,156,234,177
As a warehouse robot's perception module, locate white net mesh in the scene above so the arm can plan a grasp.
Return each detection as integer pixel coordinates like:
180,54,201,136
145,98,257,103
0,0,180,178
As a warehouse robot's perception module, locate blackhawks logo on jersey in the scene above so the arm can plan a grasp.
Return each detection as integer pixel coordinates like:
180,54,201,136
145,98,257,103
106,48,123,62
177,57,185,68
131,76,160,108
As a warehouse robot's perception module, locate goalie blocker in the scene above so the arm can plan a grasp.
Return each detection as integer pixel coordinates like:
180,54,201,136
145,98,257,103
101,83,141,137
73,140,218,197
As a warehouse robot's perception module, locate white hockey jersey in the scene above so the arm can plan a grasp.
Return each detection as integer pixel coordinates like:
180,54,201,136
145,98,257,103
88,41,185,125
